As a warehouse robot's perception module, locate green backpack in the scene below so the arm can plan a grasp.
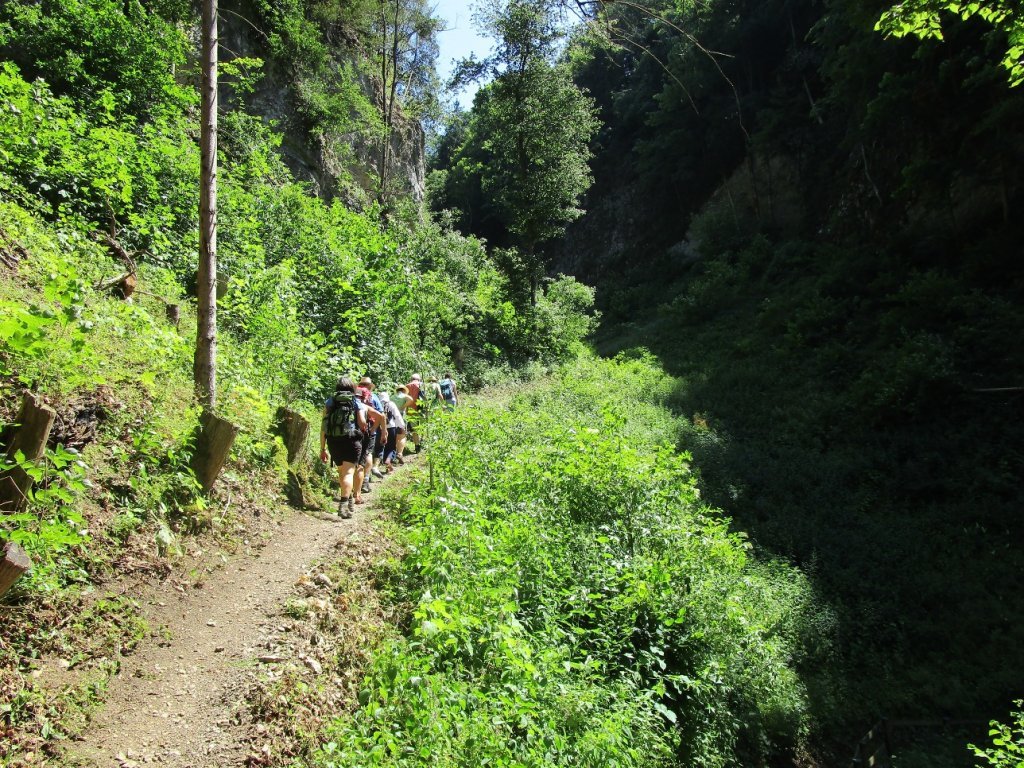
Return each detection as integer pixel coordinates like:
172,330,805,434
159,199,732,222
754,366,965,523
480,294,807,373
325,391,360,438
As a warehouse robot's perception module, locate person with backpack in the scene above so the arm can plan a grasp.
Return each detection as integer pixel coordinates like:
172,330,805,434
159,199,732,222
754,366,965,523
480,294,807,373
438,372,458,409
425,376,444,412
378,392,406,472
360,377,388,484
404,373,425,453
319,376,367,519
354,377,386,504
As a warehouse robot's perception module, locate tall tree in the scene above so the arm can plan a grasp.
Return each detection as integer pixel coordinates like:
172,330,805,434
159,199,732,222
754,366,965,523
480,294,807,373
470,0,599,304
195,0,218,409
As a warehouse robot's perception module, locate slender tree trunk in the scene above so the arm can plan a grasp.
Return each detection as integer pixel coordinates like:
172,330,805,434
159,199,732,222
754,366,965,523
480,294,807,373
379,0,391,206
195,0,218,410
386,2,401,193
525,240,538,307
860,144,882,205
379,0,404,212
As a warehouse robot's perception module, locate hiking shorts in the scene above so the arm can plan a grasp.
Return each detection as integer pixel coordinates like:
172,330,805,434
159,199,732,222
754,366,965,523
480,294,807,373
360,431,375,464
326,434,361,466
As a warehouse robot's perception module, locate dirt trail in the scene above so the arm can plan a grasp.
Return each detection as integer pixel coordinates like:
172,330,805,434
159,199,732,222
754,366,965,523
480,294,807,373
63,485,389,768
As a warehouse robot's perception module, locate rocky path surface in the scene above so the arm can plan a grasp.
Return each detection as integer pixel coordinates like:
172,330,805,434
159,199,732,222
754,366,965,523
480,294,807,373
63,481,392,768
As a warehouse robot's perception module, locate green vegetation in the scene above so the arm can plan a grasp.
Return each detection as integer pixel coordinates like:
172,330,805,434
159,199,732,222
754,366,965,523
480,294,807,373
2,0,1022,764
877,0,1024,85
0,0,596,760
602,227,1024,745
315,355,818,767
971,703,1024,767
431,0,599,305
444,0,1024,761
426,0,1024,762
0,0,599,591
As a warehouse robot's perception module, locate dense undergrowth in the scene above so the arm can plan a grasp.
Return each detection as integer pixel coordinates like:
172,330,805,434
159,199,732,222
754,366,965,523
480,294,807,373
509,0,1024,761
595,223,1024,764
314,355,822,767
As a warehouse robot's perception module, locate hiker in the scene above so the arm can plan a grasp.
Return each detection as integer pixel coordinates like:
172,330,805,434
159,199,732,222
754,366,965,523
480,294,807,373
439,372,458,409
426,375,444,406
404,373,424,453
379,392,406,472
353,377,386,506
319,376,367,519
390,383,415,461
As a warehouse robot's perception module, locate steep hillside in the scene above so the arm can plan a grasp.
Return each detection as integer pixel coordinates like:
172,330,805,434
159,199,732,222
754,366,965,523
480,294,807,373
553,0,1024,759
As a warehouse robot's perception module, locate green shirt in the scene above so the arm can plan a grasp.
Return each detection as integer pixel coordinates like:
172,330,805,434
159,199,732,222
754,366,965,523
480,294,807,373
392,392,415,413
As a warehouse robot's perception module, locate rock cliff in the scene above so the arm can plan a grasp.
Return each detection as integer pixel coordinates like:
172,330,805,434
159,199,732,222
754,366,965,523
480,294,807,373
218,0,425,204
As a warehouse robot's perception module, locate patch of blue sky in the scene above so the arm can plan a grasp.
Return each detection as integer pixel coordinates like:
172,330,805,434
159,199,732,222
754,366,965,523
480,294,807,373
433,0,492,109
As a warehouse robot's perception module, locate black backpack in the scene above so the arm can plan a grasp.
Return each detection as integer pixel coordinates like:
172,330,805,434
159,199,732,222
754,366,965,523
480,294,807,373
326,391,360,438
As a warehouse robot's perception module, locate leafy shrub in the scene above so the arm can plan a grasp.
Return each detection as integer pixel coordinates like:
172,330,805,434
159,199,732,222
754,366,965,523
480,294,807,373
0,62,198,269
0,0,192,118
970,703,1024,768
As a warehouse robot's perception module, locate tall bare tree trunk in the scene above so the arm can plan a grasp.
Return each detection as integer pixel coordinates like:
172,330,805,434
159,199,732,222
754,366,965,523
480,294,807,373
379,0,391,206
195,0,218,410
379,0,404,212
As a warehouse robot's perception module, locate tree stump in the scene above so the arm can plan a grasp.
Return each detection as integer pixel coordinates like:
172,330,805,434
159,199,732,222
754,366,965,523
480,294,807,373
273,407,310,466
285,469,309,509
0,541,32,598
191,412,239,494
114,272,137,299
0,393,56,512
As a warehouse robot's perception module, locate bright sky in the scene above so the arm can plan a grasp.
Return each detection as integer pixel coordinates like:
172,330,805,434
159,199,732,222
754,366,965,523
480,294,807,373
432,0,492,108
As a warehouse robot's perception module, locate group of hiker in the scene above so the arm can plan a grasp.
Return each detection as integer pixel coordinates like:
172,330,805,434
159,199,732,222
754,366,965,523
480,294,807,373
318,372,459,518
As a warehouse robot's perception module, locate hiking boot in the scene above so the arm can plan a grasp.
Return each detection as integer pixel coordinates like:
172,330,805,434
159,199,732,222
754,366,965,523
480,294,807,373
371,467,384,479
346,497,355,518
361,480,371,494
338,498,352,519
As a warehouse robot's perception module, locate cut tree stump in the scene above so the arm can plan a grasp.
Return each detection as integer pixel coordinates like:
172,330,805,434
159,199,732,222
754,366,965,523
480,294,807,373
191,412,239,494
285,469,309,509
165,303,180,327
0,541,32,598
273,407,310,466
0,392,56,512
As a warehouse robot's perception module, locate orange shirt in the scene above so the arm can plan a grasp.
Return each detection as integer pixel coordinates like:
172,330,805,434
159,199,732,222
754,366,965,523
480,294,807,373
406,380,421,410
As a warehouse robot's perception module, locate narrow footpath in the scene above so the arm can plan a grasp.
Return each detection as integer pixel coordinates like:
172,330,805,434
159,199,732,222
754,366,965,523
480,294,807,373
63,471,403,768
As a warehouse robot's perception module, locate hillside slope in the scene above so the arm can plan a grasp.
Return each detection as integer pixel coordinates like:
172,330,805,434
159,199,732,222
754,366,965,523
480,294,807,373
554,0,1024,757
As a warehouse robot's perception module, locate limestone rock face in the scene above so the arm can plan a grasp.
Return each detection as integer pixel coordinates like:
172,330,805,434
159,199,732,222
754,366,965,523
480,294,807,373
551,181,646,284
216,0,426,204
